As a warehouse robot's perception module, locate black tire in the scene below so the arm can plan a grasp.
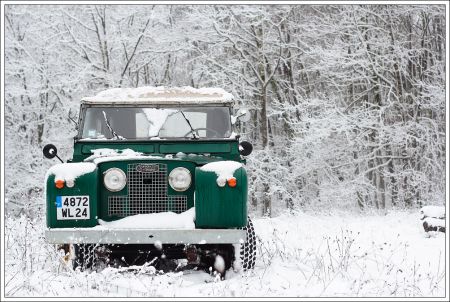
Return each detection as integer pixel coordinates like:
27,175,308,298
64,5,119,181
73,244,96,271
239,217,256,270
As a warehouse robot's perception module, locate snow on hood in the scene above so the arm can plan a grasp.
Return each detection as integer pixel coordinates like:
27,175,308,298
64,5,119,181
82,86,234,104
46,162,96,182
95,208,196,229
84,148,162,164
200,161,242,183
83,148,218,165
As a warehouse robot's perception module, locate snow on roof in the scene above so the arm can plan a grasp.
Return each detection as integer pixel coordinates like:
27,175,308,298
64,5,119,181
81,86,234,105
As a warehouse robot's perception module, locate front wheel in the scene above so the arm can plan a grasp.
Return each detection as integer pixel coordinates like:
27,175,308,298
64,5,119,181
238,217,256,270
72,244,97,271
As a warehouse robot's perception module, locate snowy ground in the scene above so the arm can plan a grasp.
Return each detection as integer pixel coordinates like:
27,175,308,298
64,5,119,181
4,209,446,298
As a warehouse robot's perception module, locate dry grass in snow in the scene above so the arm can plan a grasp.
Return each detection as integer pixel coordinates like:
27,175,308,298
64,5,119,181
4,207,446,298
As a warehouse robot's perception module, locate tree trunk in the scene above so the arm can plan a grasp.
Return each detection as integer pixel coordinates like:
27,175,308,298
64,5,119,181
260,87,268,148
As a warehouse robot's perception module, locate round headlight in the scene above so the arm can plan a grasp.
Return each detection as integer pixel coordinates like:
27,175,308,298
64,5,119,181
168,167,191,192
104,168,126,192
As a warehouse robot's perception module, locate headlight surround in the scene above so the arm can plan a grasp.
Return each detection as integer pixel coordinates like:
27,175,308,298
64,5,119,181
168,167,191,192
104,168,127,192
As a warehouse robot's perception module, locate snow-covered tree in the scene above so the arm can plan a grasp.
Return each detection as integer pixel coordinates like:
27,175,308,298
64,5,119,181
4,4,446,216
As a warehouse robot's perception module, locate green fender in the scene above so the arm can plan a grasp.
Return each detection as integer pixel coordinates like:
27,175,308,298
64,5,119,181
195,166,247,228
46,169,99,228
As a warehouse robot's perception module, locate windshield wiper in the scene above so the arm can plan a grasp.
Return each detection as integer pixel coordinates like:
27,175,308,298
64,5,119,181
102,111,123,140
179,110,199,139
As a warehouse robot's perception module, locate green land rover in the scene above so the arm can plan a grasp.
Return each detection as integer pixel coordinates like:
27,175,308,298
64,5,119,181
43,86,256,278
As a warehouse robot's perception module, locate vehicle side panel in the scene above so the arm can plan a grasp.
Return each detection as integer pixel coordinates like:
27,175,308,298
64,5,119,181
195,167,247,228
46,171,99,228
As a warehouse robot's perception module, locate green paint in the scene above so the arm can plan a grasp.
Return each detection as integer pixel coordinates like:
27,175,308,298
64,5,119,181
48,134,248,230
73,140,241,162
159,143,231,154
97,160,196,222
195,167,247,228
81,144,155,154
46,171,98,228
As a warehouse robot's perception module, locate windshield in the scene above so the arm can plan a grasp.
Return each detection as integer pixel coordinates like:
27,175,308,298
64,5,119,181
80,106,232,139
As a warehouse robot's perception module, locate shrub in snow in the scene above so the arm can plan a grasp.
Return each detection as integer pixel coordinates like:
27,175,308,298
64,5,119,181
420,206,445,233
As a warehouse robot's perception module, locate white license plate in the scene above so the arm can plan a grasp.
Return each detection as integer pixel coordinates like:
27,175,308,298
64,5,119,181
56,196,90,220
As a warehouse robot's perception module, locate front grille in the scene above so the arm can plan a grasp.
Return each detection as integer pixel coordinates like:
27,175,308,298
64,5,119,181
108,163,187,217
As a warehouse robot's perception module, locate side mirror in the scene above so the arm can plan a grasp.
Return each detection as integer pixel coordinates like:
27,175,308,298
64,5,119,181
43,144,63,163
239,141,253,156
235,108,251,123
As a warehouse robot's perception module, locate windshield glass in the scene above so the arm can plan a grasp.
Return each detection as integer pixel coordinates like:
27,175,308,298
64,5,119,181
81,106,232,139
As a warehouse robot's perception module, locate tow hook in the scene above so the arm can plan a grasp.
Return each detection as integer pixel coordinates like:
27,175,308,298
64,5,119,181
185,245,198,263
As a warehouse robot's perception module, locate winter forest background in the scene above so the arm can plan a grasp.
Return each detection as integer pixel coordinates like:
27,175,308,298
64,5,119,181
4,4,446,217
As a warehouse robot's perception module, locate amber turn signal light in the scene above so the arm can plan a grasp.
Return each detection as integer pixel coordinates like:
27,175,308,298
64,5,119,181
55,179,65,189
227,177,237,187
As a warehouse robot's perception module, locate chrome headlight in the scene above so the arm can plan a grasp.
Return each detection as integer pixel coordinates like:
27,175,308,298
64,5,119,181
168,167,191,192
104,168,127,192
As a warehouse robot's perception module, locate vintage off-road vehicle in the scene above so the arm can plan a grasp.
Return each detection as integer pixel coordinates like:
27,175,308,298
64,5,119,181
43,86,256,277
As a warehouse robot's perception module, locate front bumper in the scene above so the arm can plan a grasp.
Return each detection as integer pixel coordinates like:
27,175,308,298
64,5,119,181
45,228,246,244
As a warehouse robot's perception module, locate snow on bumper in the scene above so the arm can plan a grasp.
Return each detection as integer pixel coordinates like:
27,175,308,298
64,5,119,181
45,228,246,244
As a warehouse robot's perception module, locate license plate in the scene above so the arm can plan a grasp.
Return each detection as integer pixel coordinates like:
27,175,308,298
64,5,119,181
56,196,90,220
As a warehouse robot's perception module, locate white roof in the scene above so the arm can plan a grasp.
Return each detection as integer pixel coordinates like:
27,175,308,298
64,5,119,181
81,86,234,105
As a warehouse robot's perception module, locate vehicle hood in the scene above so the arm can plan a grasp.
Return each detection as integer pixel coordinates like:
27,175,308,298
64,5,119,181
73,140,242,163
82,148,235,166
